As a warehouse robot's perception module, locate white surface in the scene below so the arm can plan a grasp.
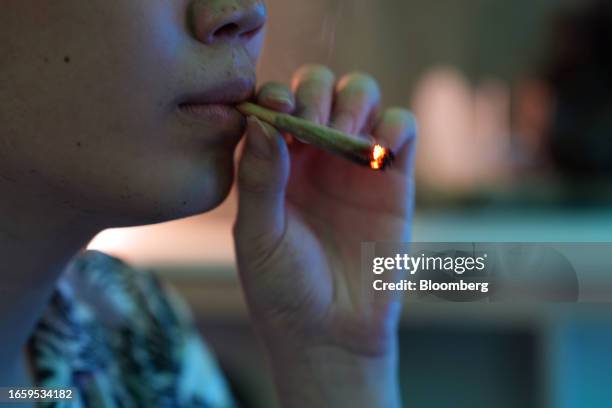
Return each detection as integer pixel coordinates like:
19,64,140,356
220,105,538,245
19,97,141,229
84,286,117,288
89,207,612,270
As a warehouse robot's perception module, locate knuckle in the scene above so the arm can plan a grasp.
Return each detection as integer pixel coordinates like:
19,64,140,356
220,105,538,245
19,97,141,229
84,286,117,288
237,161,272,194
237,171,268,195
293,64,335,87
336,73,382,111
237,162,286,196
338,71,379,92
385,107,412,120
384,108,418,139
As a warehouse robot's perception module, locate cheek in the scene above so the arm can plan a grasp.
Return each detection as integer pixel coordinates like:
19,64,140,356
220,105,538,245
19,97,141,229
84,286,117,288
0,1,181,163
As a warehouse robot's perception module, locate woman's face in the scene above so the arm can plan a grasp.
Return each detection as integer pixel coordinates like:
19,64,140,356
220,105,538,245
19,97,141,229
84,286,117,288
0,0,266,226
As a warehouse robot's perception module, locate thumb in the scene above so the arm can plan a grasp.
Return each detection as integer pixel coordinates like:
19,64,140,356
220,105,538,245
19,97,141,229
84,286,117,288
234,116,290,252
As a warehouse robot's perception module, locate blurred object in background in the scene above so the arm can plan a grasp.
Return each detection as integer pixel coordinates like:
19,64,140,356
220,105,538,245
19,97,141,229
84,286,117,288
411,0,612,205
413,67,512,193
513,78,554,172
537,0,612,180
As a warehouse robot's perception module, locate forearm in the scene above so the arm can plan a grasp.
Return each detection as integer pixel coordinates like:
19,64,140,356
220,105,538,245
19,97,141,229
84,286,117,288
266,343,401,408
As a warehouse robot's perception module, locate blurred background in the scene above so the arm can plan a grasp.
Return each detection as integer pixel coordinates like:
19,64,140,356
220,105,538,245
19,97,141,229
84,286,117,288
89,0,612,406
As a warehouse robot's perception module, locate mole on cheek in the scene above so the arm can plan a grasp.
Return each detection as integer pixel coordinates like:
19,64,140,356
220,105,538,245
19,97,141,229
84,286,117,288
64,56,71,64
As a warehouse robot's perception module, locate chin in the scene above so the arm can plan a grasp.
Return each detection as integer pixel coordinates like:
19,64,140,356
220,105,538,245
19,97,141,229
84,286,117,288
104,152,237,228
162,165,234,223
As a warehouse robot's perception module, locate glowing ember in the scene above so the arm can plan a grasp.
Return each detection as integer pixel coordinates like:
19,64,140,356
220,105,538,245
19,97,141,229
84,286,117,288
370,144,390,170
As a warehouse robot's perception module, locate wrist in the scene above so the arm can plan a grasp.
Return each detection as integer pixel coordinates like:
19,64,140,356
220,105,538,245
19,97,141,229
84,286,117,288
264,340,401,408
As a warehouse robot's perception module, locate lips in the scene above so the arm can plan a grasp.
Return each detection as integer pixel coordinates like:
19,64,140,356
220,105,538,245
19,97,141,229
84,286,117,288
178,77,255,108
175,76,255,145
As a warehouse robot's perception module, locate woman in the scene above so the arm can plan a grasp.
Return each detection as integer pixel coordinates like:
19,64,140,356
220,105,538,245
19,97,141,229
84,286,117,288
0,0,416,406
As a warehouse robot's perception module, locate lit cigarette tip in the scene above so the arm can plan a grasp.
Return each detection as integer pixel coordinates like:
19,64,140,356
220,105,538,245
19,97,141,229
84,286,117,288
370,144,394,171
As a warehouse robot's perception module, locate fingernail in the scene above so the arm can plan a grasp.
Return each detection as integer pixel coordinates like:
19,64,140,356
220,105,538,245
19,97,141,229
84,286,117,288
268,94,294,110
247,116,274,159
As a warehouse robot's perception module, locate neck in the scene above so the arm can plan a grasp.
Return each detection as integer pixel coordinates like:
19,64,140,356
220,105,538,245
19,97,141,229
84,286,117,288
0,189,102,384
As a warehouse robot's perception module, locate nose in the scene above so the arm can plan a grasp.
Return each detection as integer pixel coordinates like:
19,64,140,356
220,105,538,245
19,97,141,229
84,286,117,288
190,0,267,45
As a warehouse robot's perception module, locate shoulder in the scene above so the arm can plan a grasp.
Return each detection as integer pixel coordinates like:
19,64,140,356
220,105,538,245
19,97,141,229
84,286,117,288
29,250,235,408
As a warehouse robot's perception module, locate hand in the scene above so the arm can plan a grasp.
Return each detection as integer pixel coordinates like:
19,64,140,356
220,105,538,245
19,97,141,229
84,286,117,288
233,65,416,407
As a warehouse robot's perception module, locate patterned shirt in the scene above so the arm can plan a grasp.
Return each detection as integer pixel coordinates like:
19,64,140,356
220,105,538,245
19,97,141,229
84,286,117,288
27,250,234,408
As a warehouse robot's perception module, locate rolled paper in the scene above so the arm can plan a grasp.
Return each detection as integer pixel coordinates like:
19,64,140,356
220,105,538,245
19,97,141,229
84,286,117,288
236,102,394,170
